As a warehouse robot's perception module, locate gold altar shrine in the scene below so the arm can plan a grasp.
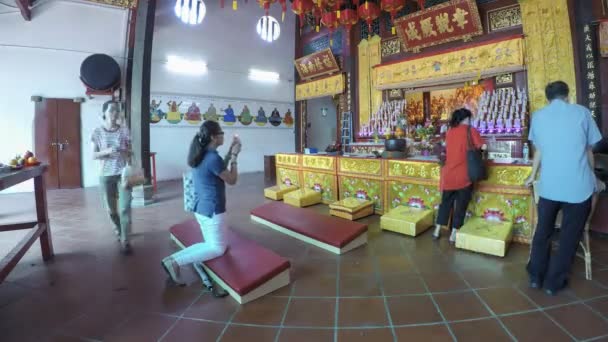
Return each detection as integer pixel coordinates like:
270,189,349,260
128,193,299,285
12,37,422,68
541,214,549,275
275,153,534,243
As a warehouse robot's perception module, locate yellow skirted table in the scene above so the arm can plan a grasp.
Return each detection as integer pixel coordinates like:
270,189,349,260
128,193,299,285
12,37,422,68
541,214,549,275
380,205,434,237
329,197,374,221
274,153,534,243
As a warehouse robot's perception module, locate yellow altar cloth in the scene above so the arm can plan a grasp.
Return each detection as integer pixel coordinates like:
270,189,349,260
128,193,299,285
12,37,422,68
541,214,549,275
456,218,514,257
264,184,299,201
284,188,323,208
329,198,374,221
380,205,434,237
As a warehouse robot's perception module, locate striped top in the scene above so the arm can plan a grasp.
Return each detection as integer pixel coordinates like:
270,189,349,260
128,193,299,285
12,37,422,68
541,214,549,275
91,126,131,176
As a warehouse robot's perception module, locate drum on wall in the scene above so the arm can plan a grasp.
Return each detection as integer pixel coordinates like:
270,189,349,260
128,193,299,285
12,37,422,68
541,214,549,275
80,54,121,94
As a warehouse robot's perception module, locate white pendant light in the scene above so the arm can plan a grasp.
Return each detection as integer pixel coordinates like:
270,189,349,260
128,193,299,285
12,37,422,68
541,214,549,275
175,0,206,25
256,16,280,42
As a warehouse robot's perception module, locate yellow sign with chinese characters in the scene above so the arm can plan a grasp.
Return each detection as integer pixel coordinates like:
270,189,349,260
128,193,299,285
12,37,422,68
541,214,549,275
520,0,577,113
373,35,525,90
295,73,345,101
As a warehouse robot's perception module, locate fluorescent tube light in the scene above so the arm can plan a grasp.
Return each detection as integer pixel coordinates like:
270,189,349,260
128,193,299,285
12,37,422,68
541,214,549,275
248,68,279,82
166,55,207,75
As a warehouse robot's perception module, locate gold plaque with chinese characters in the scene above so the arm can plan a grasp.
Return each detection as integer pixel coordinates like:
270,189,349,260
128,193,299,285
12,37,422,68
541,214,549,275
487,5,522,32
394,0,483,52
294,48,341,81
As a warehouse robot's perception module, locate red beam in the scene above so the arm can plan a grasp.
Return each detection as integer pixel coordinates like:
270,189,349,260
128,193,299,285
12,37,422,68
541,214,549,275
15,0,31,21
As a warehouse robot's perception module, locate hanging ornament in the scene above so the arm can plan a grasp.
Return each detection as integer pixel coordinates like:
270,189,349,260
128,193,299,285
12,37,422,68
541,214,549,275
291,0,314,28
175,0,207,25
233,0,237,10
321,11,340,46
333,0,343,19
278,0,287,21
358,1,380,37
339,7,358,33
312,5,323,32
417,0,424,10
380,0,404,35
257,0,277,16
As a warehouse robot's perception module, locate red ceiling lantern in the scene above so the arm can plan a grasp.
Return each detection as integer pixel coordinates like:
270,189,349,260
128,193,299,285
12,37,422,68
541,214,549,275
312,5,323,32
321,11,341,46
332,0,343,18
358,1,380,37
291,0,314,27
257,0,277,16
380,0,404,35
417,0,424,9
339,7,358,32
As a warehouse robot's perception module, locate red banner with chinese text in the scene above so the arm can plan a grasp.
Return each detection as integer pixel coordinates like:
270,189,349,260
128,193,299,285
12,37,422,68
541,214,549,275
294,48,341,81
394,0,483,52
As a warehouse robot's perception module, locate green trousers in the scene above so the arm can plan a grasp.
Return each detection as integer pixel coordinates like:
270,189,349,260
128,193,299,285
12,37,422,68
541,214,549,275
99,175,132,243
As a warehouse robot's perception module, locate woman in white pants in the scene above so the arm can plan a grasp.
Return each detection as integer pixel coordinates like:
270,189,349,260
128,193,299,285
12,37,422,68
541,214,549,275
161,120,241,287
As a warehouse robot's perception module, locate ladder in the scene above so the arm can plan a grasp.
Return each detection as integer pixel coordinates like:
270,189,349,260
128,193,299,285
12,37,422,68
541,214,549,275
340,111,353,152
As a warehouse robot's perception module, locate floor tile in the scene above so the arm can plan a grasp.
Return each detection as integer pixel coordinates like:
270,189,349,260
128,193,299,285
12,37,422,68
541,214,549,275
183,294,239,322
161,319,224,342
501,312,573,342
381,274,427,296
219,325,278,342
394,324,453,341
339,274,382,297
231,296,288,326
477,287,536,314
433,292,491,321
293,275,337,297
277,328,334,342
283,298,335,327
338,298,388,327
546,303,608,340
386,295,443,325
449,318,512,342
104,313,177,342
337,328,394,341
420,272,469,293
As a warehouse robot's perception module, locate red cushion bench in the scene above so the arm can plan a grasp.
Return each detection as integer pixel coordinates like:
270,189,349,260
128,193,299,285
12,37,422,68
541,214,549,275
250,202,368,255
169,219,291,304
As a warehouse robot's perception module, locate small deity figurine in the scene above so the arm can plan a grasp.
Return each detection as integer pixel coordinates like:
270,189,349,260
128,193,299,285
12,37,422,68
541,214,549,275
514,113,522,133
255,106,268,126
203,103,218,121
223,105,236,125
150,99,163,123
282,109,293,127
239,105,253,126
269,107,282,127
496,114,505,133
184,102,201,122
166,100,183,124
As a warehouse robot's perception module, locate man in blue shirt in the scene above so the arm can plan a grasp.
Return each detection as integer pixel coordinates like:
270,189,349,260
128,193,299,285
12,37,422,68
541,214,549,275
525,81,602,295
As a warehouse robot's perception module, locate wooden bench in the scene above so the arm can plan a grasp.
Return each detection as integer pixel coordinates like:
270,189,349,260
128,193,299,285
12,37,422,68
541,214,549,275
169,220,291,304
250,202,368,255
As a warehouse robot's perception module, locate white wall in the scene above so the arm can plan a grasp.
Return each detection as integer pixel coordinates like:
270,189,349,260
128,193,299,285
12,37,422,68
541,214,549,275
0,1,128,193
150,0,296,180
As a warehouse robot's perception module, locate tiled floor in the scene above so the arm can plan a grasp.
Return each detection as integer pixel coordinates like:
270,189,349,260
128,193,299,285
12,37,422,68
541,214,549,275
2,173,608,341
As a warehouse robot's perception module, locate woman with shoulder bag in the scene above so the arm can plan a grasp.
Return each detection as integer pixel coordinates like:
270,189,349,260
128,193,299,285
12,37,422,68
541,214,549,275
432,108,485,243
161,120,241,287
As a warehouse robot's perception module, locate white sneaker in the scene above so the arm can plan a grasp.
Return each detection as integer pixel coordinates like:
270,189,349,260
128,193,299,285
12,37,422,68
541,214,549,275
449,230,458,243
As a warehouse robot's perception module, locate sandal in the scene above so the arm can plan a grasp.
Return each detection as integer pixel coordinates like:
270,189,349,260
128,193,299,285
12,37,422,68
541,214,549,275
161,257,186,286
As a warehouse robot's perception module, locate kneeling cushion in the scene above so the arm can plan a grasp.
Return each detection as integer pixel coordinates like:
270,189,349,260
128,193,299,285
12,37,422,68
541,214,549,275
251,202,368,254
329,198,374,220
284,188,322,208
456,217,514,257
380,206,434,237
264,184,299,201
169,219,291,303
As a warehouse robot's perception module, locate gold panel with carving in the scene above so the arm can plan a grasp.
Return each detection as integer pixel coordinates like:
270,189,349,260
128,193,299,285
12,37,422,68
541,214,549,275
387,160,441,181
381,38,401,58
339,158,383,177
481,165,532,187
276,154,301,167
302,155,336,172
487,5,522,32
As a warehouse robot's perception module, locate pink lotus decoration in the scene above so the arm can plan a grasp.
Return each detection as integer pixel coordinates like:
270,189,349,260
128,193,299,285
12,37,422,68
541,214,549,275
313,183,322,192
483,209,506,222
407,197,425,209
356,190,368,200
393,198,401,206
284,178,292,186
515,216,527,224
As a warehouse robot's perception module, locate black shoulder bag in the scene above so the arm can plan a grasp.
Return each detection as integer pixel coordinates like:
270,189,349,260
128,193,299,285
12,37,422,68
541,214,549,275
466,125,487,182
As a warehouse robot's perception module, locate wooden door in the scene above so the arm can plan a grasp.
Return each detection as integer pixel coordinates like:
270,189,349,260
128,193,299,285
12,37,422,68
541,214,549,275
56,99,82,188
35,99,60,189
34,99,82,189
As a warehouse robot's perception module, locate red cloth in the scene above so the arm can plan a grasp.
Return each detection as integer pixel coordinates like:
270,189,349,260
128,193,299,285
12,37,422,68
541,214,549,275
440,125,484,191
170,220,290,296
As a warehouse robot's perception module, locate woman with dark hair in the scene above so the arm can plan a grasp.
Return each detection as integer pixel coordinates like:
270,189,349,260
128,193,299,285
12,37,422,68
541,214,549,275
161,120,241,286
432,108,484,243
91,100,133,255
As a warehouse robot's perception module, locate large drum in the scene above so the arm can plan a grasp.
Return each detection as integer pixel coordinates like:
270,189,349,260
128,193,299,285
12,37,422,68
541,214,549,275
80,54,121,91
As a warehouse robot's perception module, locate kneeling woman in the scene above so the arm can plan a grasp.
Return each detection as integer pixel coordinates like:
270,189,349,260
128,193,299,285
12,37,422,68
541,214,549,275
433,108,484,243
162,120,241,286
